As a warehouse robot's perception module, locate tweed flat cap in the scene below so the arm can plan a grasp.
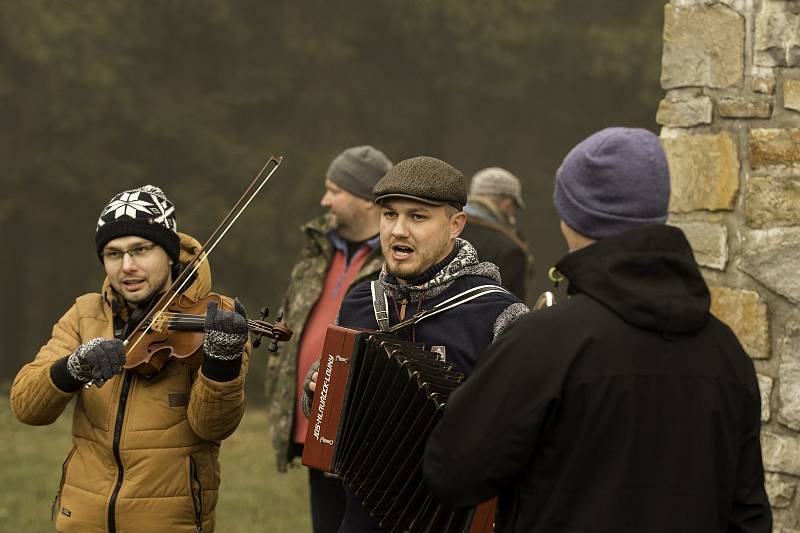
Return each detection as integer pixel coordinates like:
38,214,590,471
373,156,467,208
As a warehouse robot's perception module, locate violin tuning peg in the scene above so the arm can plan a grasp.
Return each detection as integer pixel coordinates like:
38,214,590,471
268,339,279,353
259,306,269,320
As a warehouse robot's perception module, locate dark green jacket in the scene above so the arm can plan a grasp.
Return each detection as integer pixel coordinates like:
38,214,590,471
265,215,383,471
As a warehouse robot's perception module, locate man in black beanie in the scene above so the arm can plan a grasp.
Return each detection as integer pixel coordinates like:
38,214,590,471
424,128,772,532
11,185,251,532
265,146,392,533
303,155,529,533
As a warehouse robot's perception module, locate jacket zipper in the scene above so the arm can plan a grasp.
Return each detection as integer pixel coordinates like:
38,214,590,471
108,371,133,533
189,456,204,532
51,447,76,521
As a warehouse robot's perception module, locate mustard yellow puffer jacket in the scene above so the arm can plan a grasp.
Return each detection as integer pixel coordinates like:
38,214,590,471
10,233,250,533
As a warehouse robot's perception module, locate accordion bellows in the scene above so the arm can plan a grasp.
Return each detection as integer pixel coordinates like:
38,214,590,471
303,325,494,533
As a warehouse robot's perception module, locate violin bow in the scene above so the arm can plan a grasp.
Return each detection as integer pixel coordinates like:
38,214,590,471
86,155,283,388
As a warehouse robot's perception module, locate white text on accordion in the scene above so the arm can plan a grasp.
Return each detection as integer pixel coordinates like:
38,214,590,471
313,353,335,440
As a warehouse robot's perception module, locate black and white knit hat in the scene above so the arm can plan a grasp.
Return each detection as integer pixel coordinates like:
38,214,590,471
95,185,180,264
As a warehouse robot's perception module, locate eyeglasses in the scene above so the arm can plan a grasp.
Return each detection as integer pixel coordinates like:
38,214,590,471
101,243,159,263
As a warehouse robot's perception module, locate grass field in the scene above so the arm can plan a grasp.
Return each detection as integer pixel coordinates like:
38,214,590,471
0,391,311,532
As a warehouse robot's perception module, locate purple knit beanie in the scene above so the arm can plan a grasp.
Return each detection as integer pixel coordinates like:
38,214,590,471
553,127,670,240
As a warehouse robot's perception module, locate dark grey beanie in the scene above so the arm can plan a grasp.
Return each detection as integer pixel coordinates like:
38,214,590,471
553,127,670,240
373,156,467,209
95,185,181,264
326,145,392,200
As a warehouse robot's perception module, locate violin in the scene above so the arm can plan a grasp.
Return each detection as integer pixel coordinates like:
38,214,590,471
87,155,292,387
124,293,292,379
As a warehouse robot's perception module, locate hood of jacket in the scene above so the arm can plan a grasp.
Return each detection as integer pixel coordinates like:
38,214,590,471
555,224,710,334
380,238,502,301
101,232,211,311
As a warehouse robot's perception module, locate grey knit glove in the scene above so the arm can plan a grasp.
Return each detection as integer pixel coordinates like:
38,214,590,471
66,338,126,383
203,299,248,361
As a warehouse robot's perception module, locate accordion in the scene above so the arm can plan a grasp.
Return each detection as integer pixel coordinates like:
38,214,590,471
302,325,495,533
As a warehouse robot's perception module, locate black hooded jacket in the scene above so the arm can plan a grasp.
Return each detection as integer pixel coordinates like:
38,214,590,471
424,225,772,533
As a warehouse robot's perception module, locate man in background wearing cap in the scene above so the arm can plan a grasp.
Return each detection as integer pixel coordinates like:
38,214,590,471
303,155,529,532
265,146,391,533
461,167,534,300
10,185,251,532
424,128,772,532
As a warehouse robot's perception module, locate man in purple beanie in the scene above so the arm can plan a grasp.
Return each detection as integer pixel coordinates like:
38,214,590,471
424,128,772,532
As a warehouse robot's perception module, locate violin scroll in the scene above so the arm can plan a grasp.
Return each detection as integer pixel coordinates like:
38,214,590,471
250,306,292,352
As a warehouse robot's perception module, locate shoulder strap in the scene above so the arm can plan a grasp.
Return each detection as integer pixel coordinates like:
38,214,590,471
388,284,510,333
370,280,391,332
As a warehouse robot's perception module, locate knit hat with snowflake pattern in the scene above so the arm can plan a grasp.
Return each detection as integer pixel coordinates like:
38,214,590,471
95,185,180,264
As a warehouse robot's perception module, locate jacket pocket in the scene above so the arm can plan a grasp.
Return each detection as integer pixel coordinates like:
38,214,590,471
129,361,190,432
189,455,204,532
51,446,76,522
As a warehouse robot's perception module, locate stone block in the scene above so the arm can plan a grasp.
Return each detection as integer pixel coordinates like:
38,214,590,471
755,2,800,67
759,374,773,423
718,97,772,118
656,96,713,127
753,74,777,95
662,5,745,89
670,222,728,270
766,473,797,509
709,286,770,359
785,80,800,112
745,176,800,228
662,131,740,213
740,228,800,304
750,129,800,170
762,431,800,476
779,316,800,431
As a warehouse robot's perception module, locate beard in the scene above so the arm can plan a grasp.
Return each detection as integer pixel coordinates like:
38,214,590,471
382,232,453,282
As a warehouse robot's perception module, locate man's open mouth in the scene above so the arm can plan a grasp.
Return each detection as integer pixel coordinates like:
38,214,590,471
391,244,414,258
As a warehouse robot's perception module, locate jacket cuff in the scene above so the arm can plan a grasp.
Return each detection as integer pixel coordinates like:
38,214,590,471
50,357,84,393
201,354,243,382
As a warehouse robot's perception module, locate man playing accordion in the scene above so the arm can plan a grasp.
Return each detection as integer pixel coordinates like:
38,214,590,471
304,155,529,532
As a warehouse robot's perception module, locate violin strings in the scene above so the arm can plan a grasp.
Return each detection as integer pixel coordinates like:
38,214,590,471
145,313,269,330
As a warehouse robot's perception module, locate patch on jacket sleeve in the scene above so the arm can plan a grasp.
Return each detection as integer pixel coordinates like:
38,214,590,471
430,346,446,361
169,393,189,407
61,507,72,517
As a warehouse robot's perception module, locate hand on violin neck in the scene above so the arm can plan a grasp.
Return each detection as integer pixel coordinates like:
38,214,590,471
203,299,248,362
66,338,126,385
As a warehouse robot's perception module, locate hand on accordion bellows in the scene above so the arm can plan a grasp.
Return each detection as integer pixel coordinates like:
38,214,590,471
66,338,126,384
301,359,321,418
203,299,248,361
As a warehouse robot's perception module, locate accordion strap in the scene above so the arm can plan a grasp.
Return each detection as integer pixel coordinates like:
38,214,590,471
370,281,510,334
371,280,392,332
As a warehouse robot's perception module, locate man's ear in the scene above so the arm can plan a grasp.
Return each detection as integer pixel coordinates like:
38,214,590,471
450,211,467,239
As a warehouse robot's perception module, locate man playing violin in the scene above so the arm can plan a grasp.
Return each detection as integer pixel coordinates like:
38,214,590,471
10,185,250,533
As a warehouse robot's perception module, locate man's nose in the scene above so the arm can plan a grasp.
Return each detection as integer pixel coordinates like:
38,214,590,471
391,216,409,237
121,253,138,272
320,191,332,207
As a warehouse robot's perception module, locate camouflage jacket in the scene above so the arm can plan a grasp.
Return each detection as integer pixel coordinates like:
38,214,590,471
265,215,383,472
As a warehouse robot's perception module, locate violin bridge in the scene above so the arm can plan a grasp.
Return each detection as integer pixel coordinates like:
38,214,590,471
150,314,168,333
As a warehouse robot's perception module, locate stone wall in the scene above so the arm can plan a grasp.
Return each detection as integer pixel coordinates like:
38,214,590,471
658,0,800,528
